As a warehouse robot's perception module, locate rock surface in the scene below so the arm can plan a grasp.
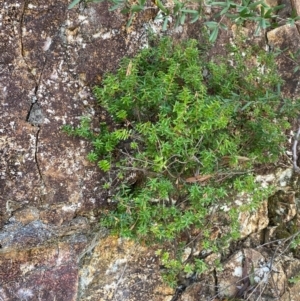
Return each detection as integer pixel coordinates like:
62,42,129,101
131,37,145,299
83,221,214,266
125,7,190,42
0,0,169,299
79,235,174,301
1,0,300,300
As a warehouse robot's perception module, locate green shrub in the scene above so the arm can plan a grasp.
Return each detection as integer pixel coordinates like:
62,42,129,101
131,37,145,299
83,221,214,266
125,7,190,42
64,37,298,286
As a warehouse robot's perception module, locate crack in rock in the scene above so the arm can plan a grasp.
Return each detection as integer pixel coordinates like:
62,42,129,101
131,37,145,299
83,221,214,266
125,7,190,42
19,0,50,197
27,123,46,198
213,268,218,297
26,97,46,196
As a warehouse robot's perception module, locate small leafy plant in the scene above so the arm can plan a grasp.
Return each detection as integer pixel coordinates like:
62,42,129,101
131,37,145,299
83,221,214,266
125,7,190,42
64,37,298,286
289,272,300,284
68,0,300,42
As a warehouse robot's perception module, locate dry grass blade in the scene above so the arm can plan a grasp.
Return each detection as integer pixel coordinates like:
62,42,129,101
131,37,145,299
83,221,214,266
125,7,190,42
126,60,133,76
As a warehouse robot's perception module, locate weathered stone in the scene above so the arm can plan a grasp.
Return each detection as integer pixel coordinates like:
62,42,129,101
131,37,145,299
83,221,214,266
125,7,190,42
216,248,292,300
217,250,244,297
281,255,300,301
78,236,174,301
281,281,300,301
267,24,300,98
269,190,296,224
1,0,139,232
27,103,45,125
178,277,216,301
13,206,40,225
0,0,157,299
0,238,86,300
239,200,269,239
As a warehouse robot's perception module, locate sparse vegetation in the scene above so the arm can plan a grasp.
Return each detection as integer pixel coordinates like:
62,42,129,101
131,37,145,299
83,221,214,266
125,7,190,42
68,0,300,42
289,273,300,284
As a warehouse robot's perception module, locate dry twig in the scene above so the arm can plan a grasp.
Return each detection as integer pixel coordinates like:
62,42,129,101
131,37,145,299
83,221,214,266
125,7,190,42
292,125,300,172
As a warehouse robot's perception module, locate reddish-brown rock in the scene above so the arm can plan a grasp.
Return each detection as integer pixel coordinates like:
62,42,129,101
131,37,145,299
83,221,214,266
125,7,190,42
0,0,185,299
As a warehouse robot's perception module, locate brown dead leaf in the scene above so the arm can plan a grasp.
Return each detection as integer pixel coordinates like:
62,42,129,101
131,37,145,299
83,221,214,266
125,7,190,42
185,174,212,183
